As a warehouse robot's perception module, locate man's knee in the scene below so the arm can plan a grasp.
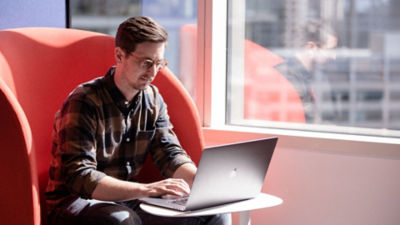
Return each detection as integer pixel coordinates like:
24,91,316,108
81,203,142,225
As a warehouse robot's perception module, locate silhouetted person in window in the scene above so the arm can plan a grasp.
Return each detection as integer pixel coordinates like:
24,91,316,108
275,19,338,123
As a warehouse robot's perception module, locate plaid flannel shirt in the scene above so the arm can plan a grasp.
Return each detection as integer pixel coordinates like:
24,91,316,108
275,57,317,122
46,67,193,212
275,57,338,123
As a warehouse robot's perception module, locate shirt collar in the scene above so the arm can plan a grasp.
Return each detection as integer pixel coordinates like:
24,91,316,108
103,67,142,113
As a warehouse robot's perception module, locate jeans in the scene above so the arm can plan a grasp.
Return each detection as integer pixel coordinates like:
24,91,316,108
48,197,232,225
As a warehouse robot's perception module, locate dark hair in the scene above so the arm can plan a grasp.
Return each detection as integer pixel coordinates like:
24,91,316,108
297,19,336,47
115,16,168,54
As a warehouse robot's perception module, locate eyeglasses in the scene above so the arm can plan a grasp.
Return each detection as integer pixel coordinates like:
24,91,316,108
130,53,168,71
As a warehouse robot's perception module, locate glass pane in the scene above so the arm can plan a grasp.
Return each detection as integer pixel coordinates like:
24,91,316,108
227,0,400,134
0,0,66,29
70,0,198,101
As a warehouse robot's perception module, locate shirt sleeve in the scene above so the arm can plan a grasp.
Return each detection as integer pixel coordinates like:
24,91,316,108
148,88,194,178
52,92,106,199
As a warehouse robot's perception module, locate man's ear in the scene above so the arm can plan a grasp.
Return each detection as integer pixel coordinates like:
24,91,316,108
115,47,124,63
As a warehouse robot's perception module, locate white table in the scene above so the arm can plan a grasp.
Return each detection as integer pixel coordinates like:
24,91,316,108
140,193,283,225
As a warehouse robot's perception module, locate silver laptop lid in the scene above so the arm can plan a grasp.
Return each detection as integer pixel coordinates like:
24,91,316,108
185,137,278,211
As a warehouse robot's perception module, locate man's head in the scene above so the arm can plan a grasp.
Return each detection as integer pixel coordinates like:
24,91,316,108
115,16,168,55
299,19,336,47
295,19,338,69
113,16,169,100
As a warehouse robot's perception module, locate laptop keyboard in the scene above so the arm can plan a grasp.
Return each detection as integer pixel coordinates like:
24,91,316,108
167,197,188,206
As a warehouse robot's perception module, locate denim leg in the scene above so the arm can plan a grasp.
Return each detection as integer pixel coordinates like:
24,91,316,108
48,198,141,225
48,198,231,225
80,200,141,225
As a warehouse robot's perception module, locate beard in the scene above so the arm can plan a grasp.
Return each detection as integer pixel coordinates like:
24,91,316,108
135,74,154,90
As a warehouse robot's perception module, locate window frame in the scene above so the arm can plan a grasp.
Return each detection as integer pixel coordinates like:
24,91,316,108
197,0,400,151
197,0,228,127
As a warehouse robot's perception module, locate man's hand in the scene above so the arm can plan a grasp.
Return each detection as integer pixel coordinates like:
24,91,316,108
144,178,190,198
92,176,190,202
92,163,196,202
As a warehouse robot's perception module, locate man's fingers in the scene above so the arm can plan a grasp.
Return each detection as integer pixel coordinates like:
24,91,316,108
169,178,190,194
163,178,190,195
146,178,190,197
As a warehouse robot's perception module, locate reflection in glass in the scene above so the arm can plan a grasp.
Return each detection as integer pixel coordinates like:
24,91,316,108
227,0,400,131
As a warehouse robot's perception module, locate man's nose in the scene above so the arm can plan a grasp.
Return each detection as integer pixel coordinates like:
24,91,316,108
146,64,158,77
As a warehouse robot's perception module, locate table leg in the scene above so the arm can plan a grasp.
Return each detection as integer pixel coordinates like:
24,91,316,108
239,211,251,225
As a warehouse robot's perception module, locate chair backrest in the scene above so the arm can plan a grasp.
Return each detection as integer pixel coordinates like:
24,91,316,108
0,27,203,224
244,40,306,122
0,78,40,225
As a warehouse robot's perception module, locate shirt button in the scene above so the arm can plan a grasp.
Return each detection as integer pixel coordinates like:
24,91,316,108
124,101,129,105
126,137,131,142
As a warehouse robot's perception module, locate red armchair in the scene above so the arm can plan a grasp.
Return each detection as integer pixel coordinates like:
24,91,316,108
0,27,204,225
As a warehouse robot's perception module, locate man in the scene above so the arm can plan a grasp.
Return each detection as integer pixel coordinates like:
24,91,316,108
275,19,338,123
46,16,231,225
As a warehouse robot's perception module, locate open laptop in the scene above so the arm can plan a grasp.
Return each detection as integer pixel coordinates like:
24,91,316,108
139,136,278,211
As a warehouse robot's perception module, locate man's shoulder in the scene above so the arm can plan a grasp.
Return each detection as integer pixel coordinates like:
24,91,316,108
66,76,105,105
275,58,307,81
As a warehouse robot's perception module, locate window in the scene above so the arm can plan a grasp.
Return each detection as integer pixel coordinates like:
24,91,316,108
69,0,400,137
227,0,400,137
70,0,198,100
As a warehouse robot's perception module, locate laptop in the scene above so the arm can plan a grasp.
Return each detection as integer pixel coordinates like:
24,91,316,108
139,136,278,211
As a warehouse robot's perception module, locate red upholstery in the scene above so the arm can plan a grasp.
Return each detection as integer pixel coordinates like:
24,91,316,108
244,41,306,122
0,27,203,224
0,78,40,225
